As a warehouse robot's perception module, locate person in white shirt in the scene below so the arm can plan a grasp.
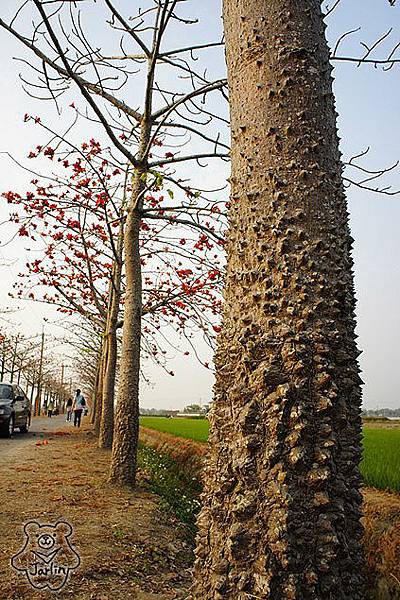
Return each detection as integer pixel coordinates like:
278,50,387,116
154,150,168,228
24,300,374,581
73,389,86,428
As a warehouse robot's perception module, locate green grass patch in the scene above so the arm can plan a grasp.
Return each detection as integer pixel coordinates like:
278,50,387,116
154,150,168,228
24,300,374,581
137,443,201,533
141,418,400,494
140,416,209,443
361,428,400,492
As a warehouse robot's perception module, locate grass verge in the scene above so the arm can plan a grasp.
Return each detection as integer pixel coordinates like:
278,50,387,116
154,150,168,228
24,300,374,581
137,443,201,533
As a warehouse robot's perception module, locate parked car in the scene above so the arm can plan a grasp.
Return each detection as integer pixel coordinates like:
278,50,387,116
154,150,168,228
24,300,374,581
0,383,31,437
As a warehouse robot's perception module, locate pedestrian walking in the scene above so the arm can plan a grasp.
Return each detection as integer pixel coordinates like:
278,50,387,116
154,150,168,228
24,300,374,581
47,400,54,418
66,397,73,422
73,389,86,428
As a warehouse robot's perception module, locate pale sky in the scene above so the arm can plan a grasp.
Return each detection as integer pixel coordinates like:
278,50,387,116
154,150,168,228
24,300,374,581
0,0,399,410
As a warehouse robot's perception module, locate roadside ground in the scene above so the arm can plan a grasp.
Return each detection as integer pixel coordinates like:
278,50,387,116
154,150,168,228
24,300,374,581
2,416,398,599
0,416,192,599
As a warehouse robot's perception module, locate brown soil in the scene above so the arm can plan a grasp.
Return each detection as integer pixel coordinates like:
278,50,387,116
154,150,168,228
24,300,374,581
363,488,400,599
362,421,400,429
0,421,192,600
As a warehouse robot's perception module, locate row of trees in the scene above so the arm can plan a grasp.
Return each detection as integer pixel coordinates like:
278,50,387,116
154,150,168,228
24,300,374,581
0,328,70,413
0,0,399,598
5,137,225,436
1,0,228,488
2,0,397,482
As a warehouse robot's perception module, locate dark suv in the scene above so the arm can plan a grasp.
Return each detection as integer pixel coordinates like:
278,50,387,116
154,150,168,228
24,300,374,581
0,383,31,437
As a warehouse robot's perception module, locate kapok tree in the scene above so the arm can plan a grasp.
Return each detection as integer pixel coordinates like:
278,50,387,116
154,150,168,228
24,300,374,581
1,0,229,485
4,137,126,438
4,132,226,448
192,1,368,599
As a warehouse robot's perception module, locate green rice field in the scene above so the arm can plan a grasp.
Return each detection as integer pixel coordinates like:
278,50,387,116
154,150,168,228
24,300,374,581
360,428,400,492
140,417,400,492
140,416,209,443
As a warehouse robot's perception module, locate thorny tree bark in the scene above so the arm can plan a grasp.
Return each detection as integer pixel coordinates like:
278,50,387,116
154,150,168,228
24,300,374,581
192,1,364,599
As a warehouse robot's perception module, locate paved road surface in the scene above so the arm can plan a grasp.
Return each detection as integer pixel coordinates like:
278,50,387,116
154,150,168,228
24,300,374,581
0,414,75,461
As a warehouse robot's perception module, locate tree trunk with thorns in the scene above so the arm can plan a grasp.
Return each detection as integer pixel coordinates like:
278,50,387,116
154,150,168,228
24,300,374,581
192,1,364,599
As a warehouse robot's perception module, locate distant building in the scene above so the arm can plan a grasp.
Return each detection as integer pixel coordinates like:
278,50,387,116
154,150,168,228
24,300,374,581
139,408,179,417
164,410,179,417
176,412,205,418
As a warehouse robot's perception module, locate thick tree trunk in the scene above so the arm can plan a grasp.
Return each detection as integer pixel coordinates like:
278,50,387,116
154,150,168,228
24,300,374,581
192,2,364,599
99,221,124,449
108,173,143,486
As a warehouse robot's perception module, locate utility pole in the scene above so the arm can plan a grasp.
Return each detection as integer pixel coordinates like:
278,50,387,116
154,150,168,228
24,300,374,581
0,335,5,381
10,336,19,383
35,326,45,416
60,363,65,412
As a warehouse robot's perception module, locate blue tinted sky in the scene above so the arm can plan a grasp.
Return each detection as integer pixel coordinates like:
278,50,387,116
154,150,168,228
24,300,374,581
0,0,399,409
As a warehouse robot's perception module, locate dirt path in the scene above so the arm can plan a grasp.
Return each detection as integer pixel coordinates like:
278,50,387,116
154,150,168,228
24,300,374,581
0,415,73,461
0,420,192,599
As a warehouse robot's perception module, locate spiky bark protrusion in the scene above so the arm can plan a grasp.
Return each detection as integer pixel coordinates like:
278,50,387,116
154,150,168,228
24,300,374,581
192,1,364,599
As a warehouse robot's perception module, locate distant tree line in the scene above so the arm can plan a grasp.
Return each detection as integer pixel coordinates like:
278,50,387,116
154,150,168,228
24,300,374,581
362,407,400,418
140,403,209,416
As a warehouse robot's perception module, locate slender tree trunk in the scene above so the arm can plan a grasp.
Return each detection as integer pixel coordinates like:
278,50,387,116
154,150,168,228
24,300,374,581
94,344,105,434
108,171,143,486
99,220,124,449
192,2,364,599
1,342,5,380
99,329,116,446
90,366,99,425
30,380,35,404
90,349,103,426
